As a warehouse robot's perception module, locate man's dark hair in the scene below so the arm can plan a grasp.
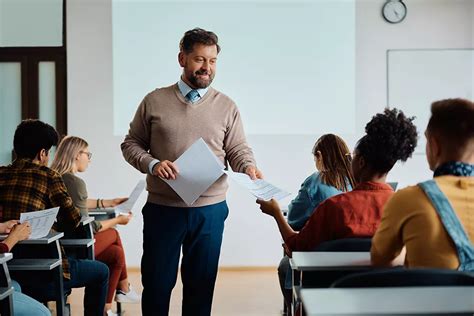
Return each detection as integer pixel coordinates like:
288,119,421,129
427,98,474,157
13,119,59,159
179,28,221,54
356,108,418,174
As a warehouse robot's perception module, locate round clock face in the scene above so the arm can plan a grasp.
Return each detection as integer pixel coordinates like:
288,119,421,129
383,1,407,23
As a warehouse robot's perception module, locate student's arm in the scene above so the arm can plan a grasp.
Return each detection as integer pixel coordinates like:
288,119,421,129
49,175,81,232
96,213,132,232
371,193,405,267
257,199,297,241
284,200,333,253
86,197,128,209
0,223,31,252
287,175,317,230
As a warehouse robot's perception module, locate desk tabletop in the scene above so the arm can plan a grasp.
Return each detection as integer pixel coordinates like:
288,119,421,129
0,253,13,264
290,252,371,271
301,286,474,315
17,231,64,244
80,216,94,225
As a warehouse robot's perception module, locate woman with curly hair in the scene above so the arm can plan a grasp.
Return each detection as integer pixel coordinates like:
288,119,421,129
257,107,417,252
258,108,417,313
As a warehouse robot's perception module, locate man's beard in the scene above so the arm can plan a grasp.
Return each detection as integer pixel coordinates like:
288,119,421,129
186,69,214,89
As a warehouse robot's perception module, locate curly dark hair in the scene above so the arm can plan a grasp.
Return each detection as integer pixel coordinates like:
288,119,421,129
356,108,418,174
179,28,221,54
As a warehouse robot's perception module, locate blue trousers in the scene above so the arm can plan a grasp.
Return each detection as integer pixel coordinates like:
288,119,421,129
19,258,109,316
141,201,229,316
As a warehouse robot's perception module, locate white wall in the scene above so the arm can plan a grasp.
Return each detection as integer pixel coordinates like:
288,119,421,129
67,0,474,267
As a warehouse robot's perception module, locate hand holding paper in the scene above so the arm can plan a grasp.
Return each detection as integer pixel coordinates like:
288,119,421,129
19,207,59,239
224,170,290,201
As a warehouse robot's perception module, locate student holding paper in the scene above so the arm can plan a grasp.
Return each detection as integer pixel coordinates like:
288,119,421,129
0,218,52,316
258,108,417,252
121,28,261,316
0,120,108,316
51,136,140,316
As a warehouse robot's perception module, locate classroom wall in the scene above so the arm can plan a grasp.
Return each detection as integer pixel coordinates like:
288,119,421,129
67,0,473,267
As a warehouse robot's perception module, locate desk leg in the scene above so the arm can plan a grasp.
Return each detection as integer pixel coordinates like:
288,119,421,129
0,294,13,316
55,265,65,316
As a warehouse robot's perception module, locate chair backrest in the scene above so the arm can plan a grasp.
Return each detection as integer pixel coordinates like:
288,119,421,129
315,238,372,252
331,268,474,288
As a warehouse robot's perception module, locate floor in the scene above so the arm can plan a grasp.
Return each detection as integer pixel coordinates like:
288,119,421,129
66,268,284,316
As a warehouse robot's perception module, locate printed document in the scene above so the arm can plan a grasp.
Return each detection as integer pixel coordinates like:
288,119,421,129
115,180,146,215
20,207,60,239
162,138,225,206
224,170,290,201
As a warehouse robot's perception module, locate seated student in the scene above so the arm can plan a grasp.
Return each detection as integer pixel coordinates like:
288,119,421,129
372,99,474,270
0,219,51,316
277,134,355,310
257,107,417,251
51,136,140,316
287,134,355,230
0,119,109,316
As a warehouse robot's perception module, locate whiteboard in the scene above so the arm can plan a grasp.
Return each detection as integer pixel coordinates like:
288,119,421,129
387,49,474,152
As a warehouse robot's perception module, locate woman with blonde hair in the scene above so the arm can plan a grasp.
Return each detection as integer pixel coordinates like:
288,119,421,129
51,136,140,316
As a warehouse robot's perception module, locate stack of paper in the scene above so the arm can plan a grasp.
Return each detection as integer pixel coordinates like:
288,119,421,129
115,180,146,215
20,207,60,239
160,138,289,205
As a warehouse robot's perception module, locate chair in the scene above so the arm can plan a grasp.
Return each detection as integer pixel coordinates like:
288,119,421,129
0,253,14,316
315,238,372,252
331,268,474,288
8,232,68,316
299,238,373,288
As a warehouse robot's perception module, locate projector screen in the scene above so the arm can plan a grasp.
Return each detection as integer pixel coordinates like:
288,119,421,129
112,0,356,136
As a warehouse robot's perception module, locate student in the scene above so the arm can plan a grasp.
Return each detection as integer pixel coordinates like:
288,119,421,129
257,107,417,251
287,134,355,230
0,119,108,316
278,134,355,310
0,219,51,316
51,136,140,316
372,99,474,270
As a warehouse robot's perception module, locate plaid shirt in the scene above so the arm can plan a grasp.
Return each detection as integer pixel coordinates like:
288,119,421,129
0,158,81,279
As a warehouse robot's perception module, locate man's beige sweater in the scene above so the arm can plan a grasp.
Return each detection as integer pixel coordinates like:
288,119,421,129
121,83,256,207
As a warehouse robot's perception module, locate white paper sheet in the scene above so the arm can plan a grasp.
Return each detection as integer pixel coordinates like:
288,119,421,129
19,207,60,239
224,170,290,201
115,180,146,214
162,138,225,206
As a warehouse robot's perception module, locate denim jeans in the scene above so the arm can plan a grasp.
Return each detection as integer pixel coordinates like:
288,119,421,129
11,280,51,316
18,258,109,316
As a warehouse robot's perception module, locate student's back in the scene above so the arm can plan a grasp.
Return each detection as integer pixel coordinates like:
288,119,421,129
372,98,474,270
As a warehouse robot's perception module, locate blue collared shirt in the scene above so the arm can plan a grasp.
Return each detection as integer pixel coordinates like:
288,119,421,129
177,78,209,103
148,79,210,174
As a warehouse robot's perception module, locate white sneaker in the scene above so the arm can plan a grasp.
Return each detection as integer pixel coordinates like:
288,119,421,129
106,309,117,316
115,285,141,303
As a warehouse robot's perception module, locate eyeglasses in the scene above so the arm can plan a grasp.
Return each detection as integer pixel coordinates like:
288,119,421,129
80,151,92,160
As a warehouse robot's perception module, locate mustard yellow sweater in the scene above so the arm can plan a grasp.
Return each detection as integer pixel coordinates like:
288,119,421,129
372,175,474,269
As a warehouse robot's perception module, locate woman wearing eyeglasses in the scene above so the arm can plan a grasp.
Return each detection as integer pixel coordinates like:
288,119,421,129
51,136,140,316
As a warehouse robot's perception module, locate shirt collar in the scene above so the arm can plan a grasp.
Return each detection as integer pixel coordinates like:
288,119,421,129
434,161,474,177
353,181,394,192
177,78,209,100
